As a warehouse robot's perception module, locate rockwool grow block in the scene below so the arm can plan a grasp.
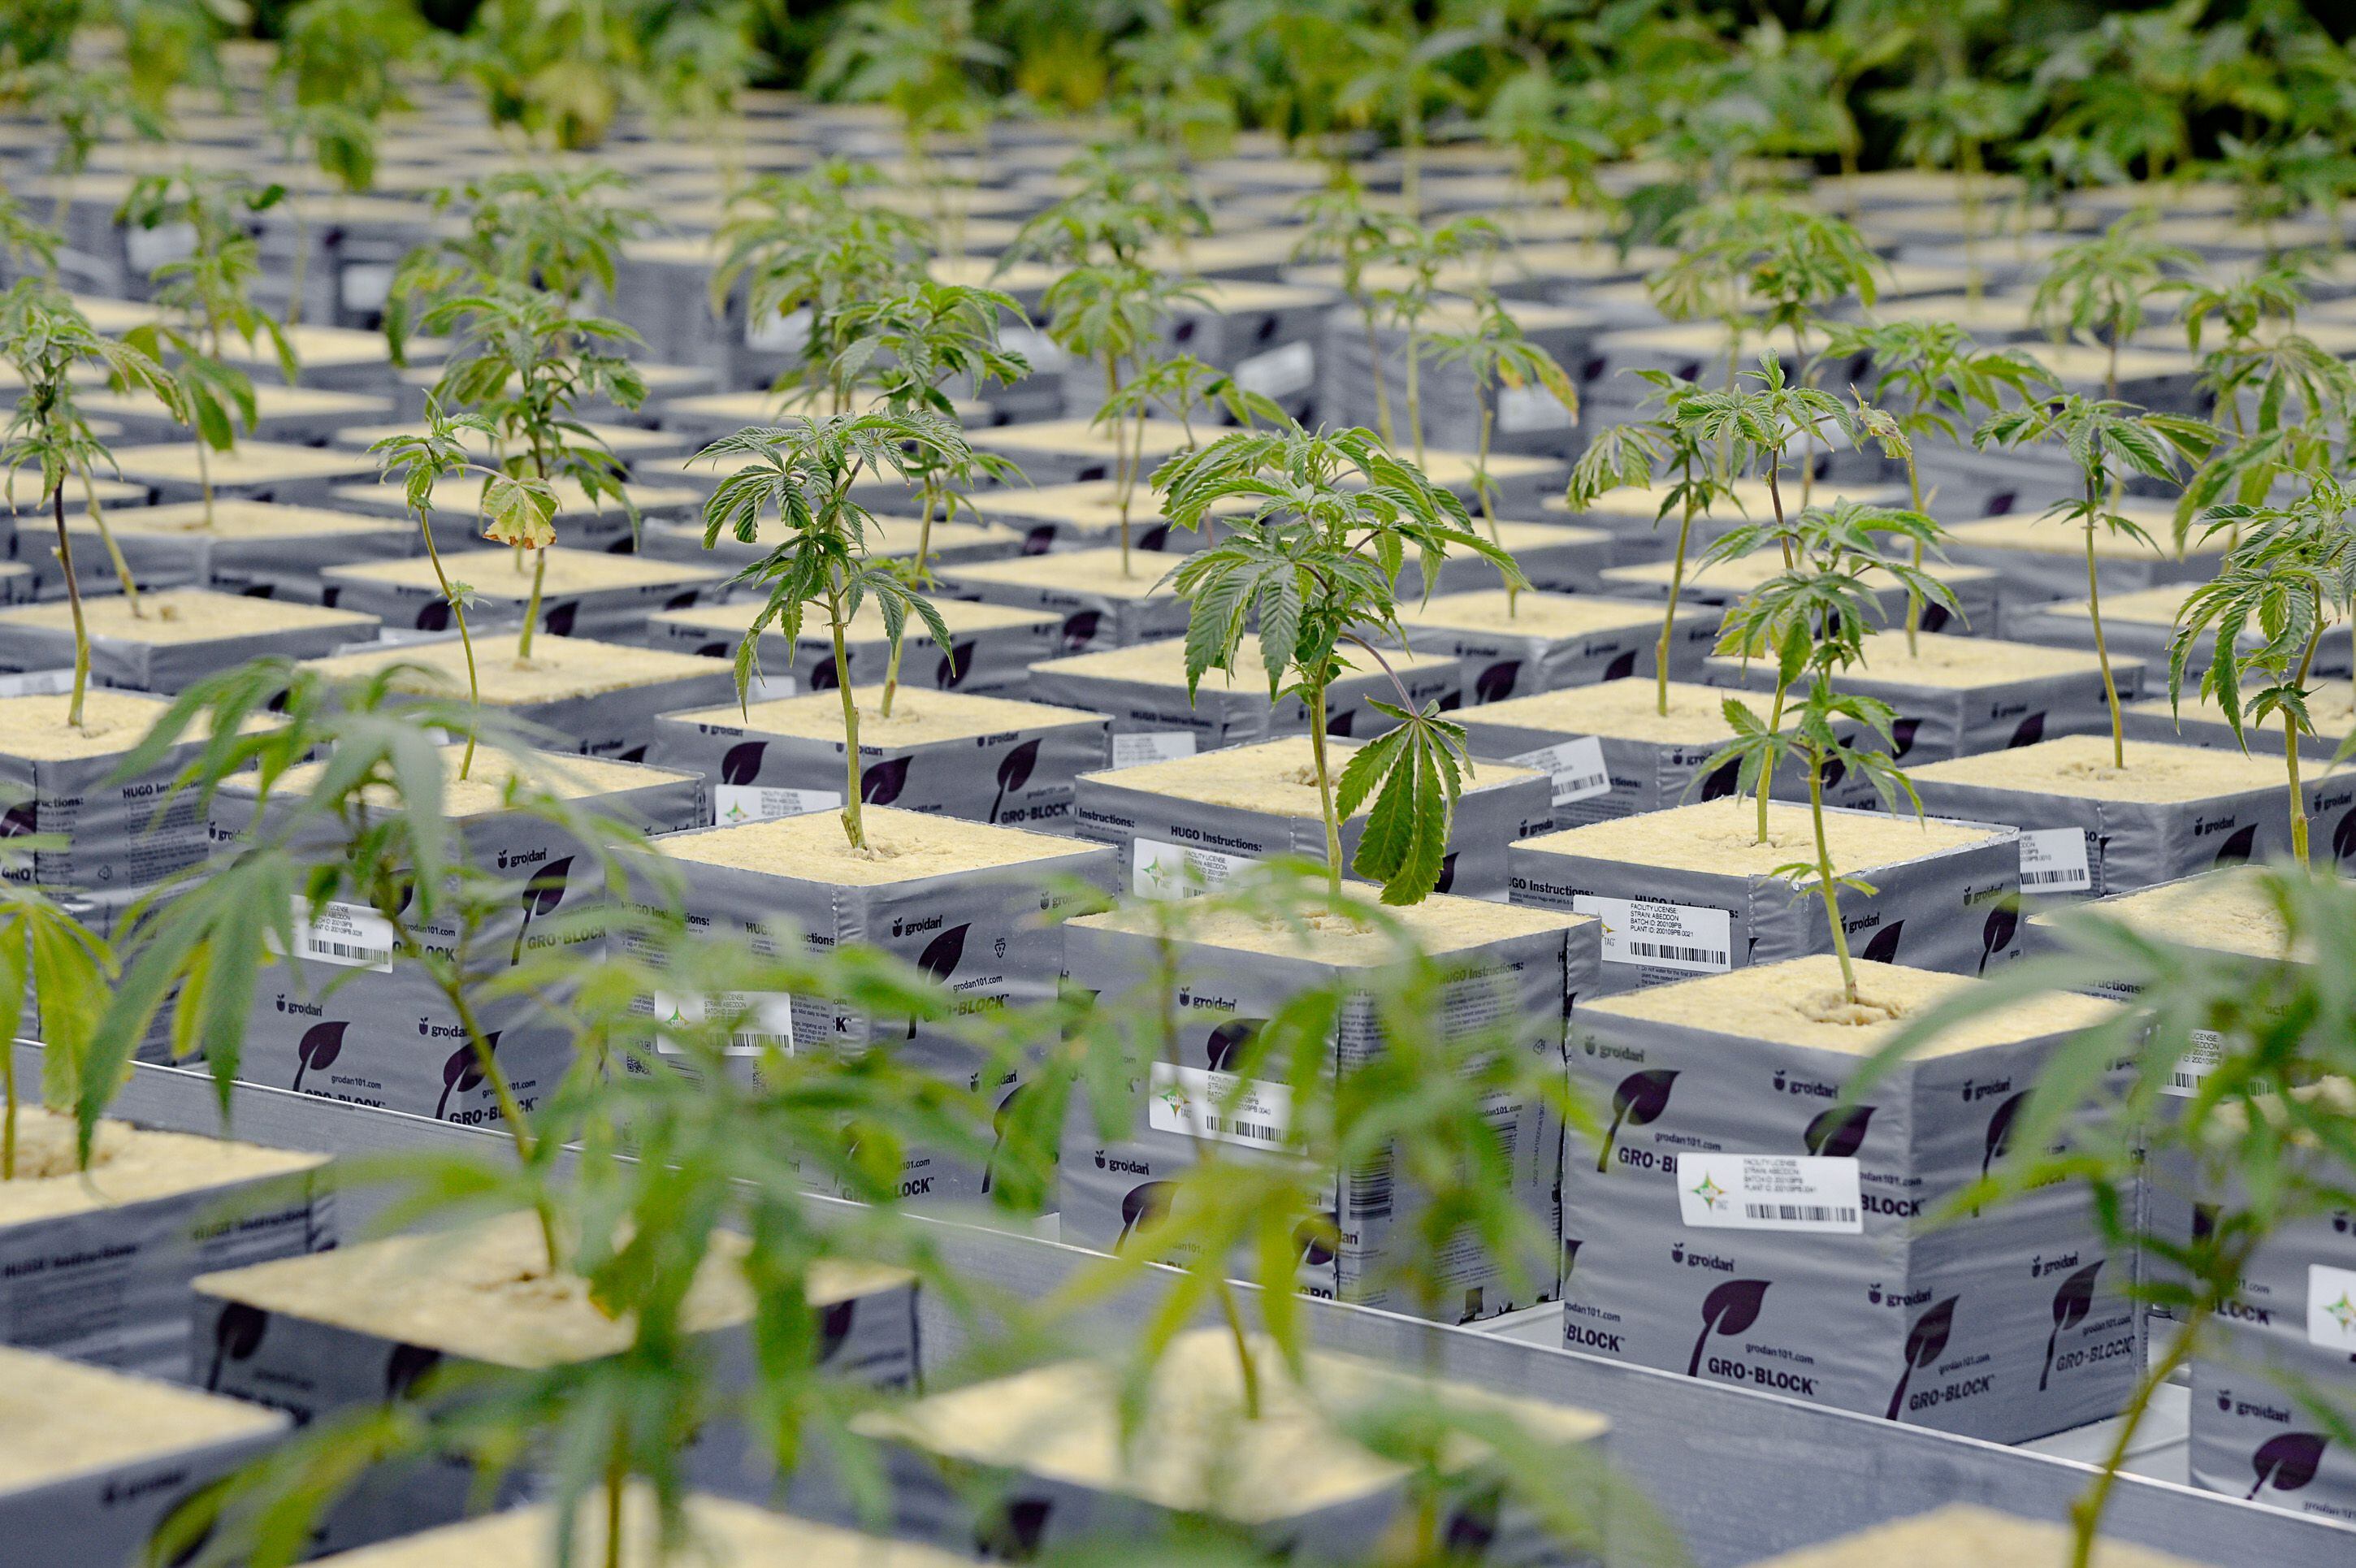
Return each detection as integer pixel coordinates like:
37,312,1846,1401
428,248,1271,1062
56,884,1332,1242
13,499,416,604
648,596,1061,700
327,479,705,553
0,587,378,689
968,417,1199,488
855,1328,1609,1563
304,636,738,760
1545,479,1905,569
934,548,1190,654
0,1345,288,1568
631,808,1115,1202
1076,734,1553,903
1742,1505,2208,1568
1313,297,1598,457
106,440,380,507
84,383,392,445
1061,895,1594,1320
1509,799,2021,993
956,480,1249,556
1562,955,2137,1441
1942,510,2224,608
1456,679,1749,826
1028,633,1465,758
1600,549,2001,638
2124,682,2355,765
1908,735,2341,900
0,1108,334,1378
1396,519,1614,597
1392,590,1719,702
652,686,1109,832
195,1215,918,1553
639,512,1024,572
323,547,729,640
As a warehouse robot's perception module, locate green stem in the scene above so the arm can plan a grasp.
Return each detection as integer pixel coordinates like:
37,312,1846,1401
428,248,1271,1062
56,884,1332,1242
2084,472,2124,769
1756,680,1787,845
829,575,866,852
1304,686,1344,900
194,433,215,531
2069,1310,2202,1568
1808,745,1857,1004
2288,622,2321,862
2,1010,15,1179
1405,323,1425,468
420,942,554,1271
1902,440,1925,656
1104,351,1131,577
515,547,548,661
602,1426,627,1568
1660,469,1696,719
1363,307,1396,448
415,507,479,781
78,464,142,618
53,484,87,730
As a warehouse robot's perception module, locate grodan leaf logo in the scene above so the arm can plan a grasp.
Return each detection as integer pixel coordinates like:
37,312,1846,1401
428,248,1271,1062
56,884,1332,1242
1859,920,1905,964
988,739,1041,822
934,640,977,689
976,1497,1055,1561
1114,1180,1175,1250
2211,822,2259,868
1203,1017,1263,1070
2007,712,2046,748
541,600,579,637
1803,1104,1874,1159
1978,906,2017,974
1325,707,1357,738
862,756,911,805
435,1033,500,1120
509,857,573,964
1058,611,1101,652
809,656,842,691
203,1302,267,1391
1687,1278,1769,1376
720,741,768,786
1474,661,1522,704
1601,649,1638,682
2040,1260,2103,1391
2247,1433,2328,1501
291,1020,348,1092
414,600,452,632
980,1083,1026,1194
906,922,969,1038
384,1342,442,1401
1596,1068,1678,1170
1884,1294,1960,1419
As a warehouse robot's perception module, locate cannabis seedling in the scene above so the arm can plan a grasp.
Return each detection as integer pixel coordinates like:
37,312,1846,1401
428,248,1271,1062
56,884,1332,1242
1428,291,1579,578
1371,214,1502,468
1292,176,1413,448
2030,215,2197,400
2174,262,2356,535
1156,423,1521,903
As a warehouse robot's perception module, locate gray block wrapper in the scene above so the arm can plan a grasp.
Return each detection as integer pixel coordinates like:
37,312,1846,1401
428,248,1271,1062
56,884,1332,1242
1509,809,2024,993
647,606,1060,701
1399,605,1718,702
1561,1005,2142,1441
322,562,724,642
0,609,379,691
1026,656,1466,753
934,561,1192,655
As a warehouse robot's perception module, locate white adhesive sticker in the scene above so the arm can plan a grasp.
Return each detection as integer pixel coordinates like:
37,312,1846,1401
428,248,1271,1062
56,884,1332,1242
1000,325,1070,375
0,669,76,697
340,262,394,313
288,899,396,972
745,305,812,352
715,784,842,825
2020,827,2092,893
1233,341,1315,398
1133,837,1256,900
1573,894,1730,972
1678,1153,1864,1233
1511,736,1611,808
2308,1263,2356,1352
652,989,795,1056
1111,730,1197,769
1497,383,1576,433
1149,1060,1296,1150
2162,1029,2227,1098
746,672,798,701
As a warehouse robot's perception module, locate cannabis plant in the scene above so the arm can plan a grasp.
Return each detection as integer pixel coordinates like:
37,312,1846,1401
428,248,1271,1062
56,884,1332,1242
1978,395,2215,769
1292,175,1413,449
119,167,299,530
1870,71,2029,299
0,279,181,726
699,412,968,852
2172,481,2356,861
6,60,162,235
0,857,111,1184
2174,262,2356,533
1002,141,1209,271
2030,216,2197,400
1371,214,1502,468
1702,499,1955,1002
1156,423,1520,904
810,0,1003,182
1428,291,1579,556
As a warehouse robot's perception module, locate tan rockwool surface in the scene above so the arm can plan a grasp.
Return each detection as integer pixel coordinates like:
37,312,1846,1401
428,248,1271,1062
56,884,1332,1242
337,418,684,456
1389,448,1558,492
968,481,1249,529
1873,292,2038,334
1097,734,1540,814
306,637,725,704
2032,341,2200,385
332,479,704,522
666,513,1020,559
2029,583,2197,627
1074,892,1581,966
1037,633,1455,689
1606,550,1997,600
245,751,692,817
656,596,1055,640
1520,799,2000,874
660,803,1087,883
0,688,174,758
197,1211,907,1369
682,684,1100,745
1745,1503,2204,1568
0,1345,284,1489
2130,681,2354,737
0,587,375,643
972,417,1196,460
1553,479,1902,522
83,383,390,422
0,1109,323,1225
946,547,1176,598
106,440,378,485
314,1492,981,1567
1847,630,2105,686
86,500,401,538
1589,954,2117,1058
2041,868,2297,962
1911,734,2285,802
331,547,725,598
1394,590,1665,639
1948,508,2195,561
1470,679,1740,745
855,1328,1605,1523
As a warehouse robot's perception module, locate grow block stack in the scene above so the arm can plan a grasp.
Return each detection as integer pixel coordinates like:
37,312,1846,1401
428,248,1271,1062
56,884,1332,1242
1562,955,2138,1442
637,512,1025,573
0,588,379,691
1061,896,1594,1322
1456,679,1749,826
1509,800,2022,993
2125,681,2355,765
1075,734,1552,903
1391,590,1719,703
1941,509,2224,608
105,440,380,508
648,596,1061,700
327,479,707,553
193,1215,920,1552
967,418,1200,488
652,686,1111,831
1600,550,2002,638
323,547,730,640
1743,1505,2209,1567
11,499,417,604
933,548,1191,655
2002,583,2356,687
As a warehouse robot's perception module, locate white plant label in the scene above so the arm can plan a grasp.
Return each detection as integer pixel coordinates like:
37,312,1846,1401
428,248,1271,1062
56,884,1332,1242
340,262,395,313
0,669,76,697
1510,737,1611,808
714,784,842,825
1149,1061,1295,1150
2307,1263,2356,1352
127,221,197,271
1678,1153,1864,1234
2162,1029,2227,1098
745,305,812,352
1233,341,1315,398
1497,383,1575,433
2018,827,2092,893
745,672,798,701
288,899,396,973
1111,730,1197,769
652,990,795,1057
1573,894,1731,972
1133,837,1255,900
1000,325,1070,374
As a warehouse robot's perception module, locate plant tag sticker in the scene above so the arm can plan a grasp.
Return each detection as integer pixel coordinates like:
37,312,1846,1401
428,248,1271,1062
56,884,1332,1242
1234,341,1315,398
2307,1263,2356,1352
1111,730,1197,769
1678,1153,1864,1233
2162,1029,2227,1098
0,669,75,697
715,785,842,825
288,899,396,973
745,673,797,701
1149,1061,1295,1150
1511,737,1611,808
745,305,812,352
2019,827,2092,893
1497,383,1575,433
1573,894,1730,972
1133,837,1255,900
652,990,795,1057
1000,325,1070,374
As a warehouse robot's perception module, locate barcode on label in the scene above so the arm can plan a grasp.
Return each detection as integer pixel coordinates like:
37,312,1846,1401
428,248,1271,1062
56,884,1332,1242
1149,1061,1295,1150
1625,940,1729,965
1349,1156,1394,1218
1509,736,1612,808
1133,837,1257,900
1744,1203,1859,1224
281,899,396,973
1678,1153,1864,1235
2018,827,2092,893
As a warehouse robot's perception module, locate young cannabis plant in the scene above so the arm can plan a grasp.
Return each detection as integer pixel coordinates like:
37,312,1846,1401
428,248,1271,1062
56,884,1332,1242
1291,175,1414,448
2031,214,2198,399
699,412,965,852
1428,291,1580,561
1371,213,1503,468
2174,261,2356,534
1155,423,1521,904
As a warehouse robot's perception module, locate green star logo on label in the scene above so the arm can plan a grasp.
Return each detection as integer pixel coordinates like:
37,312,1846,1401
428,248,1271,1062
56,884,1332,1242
2330,1293,2356,1337
1690,1172,1727,1211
